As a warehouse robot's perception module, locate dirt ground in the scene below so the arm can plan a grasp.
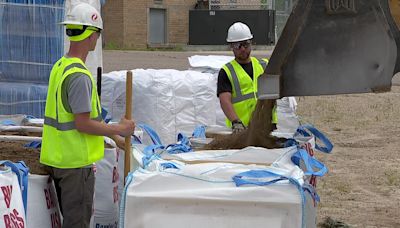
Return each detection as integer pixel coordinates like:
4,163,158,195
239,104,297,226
107,49,400,227
0,141,47,175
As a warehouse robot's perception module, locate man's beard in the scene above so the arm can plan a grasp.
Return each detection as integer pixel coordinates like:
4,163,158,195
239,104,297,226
237,51,250,62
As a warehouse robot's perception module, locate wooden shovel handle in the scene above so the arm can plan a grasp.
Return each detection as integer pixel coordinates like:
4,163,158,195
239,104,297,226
124,71,132,179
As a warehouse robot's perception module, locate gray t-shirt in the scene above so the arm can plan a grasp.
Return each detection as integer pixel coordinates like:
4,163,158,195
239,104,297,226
61,72,93,114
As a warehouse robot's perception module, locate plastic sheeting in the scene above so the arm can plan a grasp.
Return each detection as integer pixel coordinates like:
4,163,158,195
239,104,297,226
0,0,103,117
0,0,65,83
0,82,47,117
101,69,217,145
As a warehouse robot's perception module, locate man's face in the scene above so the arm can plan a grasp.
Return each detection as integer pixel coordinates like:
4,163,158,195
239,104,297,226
231,40,252,62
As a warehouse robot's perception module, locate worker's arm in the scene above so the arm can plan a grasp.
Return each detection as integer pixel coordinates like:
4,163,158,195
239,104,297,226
109,134,126,150
75,112,135,137
219,92,239,122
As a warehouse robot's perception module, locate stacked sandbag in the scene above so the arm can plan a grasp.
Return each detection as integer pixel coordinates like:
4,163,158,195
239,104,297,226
102,69,216,144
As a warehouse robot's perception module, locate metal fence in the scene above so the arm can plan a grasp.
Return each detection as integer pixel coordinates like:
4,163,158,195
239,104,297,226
209,0,274,10
208,0,296,39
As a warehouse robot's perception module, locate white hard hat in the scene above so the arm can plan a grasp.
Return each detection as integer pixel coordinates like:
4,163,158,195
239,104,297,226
61,2,103,30
226,22,253,43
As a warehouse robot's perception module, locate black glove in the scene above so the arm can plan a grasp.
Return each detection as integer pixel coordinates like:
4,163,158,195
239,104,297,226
231,119,245,134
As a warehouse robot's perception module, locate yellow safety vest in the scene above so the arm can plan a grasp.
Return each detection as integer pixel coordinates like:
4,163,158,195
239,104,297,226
40,56,104,168
222,57,278,127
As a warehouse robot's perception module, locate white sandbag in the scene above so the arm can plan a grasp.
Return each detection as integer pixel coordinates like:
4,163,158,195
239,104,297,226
27,174,62,228
188,55,234,71
102,69,216,144
91,139,120,228
121,160,316,228
0,166,26,228
273,97,300,138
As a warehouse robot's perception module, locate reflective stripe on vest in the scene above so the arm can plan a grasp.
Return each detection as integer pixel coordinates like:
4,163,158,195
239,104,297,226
44,115,102,131
225,62,257,104
225,58,268,104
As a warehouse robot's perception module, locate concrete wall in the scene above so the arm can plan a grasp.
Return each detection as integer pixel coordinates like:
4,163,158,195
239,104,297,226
103,0,197,49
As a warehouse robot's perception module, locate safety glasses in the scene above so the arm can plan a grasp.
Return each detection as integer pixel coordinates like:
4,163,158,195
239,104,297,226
231,40,252,49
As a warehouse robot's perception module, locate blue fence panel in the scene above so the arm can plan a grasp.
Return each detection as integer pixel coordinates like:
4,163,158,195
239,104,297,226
0,82,48,117
0,0,65,83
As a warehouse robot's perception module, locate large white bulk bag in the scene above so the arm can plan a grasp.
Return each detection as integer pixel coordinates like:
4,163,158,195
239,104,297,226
101,69,216,144
0,166,26,228
27,174,62,228
120,160,316,228
91,139,121,228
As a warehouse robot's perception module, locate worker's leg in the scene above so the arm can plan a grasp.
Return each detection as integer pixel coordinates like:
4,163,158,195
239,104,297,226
51,167,95,228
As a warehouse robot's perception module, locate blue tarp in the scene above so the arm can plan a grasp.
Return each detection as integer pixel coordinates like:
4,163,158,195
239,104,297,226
0,82,47,117
0,0,65,117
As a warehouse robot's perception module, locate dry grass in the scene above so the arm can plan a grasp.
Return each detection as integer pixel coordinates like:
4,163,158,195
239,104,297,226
296,86,400,227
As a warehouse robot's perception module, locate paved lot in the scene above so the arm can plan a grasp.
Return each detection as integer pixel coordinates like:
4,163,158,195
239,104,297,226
103,49,274,72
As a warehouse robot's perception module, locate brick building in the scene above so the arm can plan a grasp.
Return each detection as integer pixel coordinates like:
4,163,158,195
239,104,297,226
103,0,198,49
102,0,296,49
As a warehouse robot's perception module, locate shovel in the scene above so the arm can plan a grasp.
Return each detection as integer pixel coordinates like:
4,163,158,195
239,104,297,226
124,71,133,180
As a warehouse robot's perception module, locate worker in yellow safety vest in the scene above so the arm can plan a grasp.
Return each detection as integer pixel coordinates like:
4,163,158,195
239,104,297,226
40,3,135,227
217,22,278,133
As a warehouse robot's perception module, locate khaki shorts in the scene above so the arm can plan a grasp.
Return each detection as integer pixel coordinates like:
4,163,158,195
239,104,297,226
46,166,95,228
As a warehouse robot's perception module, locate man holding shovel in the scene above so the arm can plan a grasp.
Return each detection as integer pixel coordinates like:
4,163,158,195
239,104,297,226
40,3,135,227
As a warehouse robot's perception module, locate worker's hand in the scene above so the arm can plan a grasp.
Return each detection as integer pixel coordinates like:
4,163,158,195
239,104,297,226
231,119,245,134
119,117,135,137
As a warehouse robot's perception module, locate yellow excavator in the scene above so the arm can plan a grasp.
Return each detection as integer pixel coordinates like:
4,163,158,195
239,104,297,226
258,0,400,98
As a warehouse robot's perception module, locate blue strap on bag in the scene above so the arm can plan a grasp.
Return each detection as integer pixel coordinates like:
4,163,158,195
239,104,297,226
0,120,17,126
166,133,193,154
138,124,163,146
291,149,328,177
192,125,206,139
137,124,165,168
302,183,320,205
0,160,29,214
296,124,333,153
165,125,208,154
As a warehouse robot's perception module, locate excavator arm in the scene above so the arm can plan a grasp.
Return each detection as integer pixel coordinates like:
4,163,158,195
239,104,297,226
258,0,400,98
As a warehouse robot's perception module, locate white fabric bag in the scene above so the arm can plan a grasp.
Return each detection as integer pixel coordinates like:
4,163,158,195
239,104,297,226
27,174,62,228
120,160,316,228
101,69,217,144
91,138,121,228
0,166,26,228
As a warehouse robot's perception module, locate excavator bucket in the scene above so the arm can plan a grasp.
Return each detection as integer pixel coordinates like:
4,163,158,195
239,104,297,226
258,0,400,98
